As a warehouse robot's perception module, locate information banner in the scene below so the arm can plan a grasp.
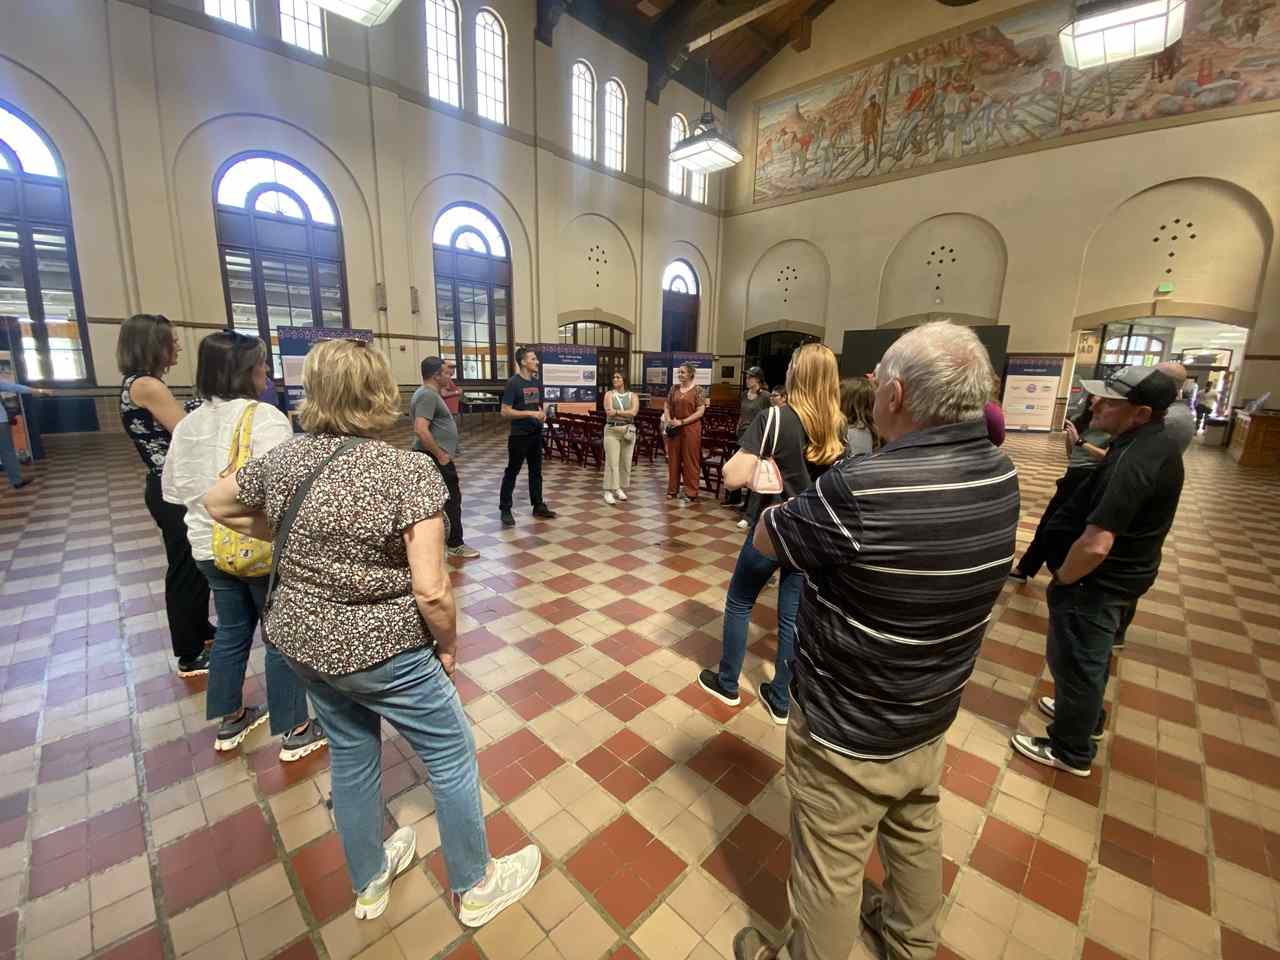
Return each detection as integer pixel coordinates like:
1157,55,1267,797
276,326,375,411
643,353,670,390
535,343,598,406
1002,357,1064,432
670,352,714,388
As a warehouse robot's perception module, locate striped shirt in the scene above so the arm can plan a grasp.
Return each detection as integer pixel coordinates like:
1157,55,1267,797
763,419,1020,760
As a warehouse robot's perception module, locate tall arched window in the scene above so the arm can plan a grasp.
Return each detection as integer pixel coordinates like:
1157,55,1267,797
213,153,347,368
602,80,626,172
661,259,698,352
432,204,512,383
0,101,93,384
475,10,507,124
668,115,688,195
571,61,596,161
425,0,462,108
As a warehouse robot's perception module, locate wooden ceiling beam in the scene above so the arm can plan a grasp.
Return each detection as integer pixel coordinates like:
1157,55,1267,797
685,0,795,51
722,0,832,97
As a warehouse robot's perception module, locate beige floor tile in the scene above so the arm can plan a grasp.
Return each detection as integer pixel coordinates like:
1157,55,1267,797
475,902,546,959
353,934,408,960
202,780,256,823
542,764,595,806
1152,896,1217,956
992,792,1044,835
194,758,249,798
1000,770,1051,810
953,871,1020,932
268,779,324,821
152,801,208,846
170,892,237,956
550,902,619,960
25,915,93,960
1092,867,1153,923
1216,892,1280,948
1088,901,1151,960
390,896,462,959
523,869,585,932
1010,901,1077,960
381,866,437,929
567,787,622,833
0,841,26,881
668,869,736,936
229,863,293,922
664,810,722,862
688,785,743,828
939,789,985,835
1214,861,1274,908
633,903,701,960
147,779,201,820
322,912,393,960
388,785,436,827
279,803,334,850
532,809,590,859
942,904,1009,960
239,897,308,960
25,880,91,940
628,785,686,834
510,785,563,832
91,888,156,950
705,902,764,960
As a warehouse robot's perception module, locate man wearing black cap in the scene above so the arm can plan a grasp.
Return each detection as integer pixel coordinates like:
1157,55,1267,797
1011,365,1184,777
412,357,479,559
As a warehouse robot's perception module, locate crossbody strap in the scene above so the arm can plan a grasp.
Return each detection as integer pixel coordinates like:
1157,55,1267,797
264,437,366,615
764,406,780,458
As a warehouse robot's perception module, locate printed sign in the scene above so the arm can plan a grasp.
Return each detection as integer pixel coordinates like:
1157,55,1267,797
1002,357,1063,432
643,353,670,389
670,352,714,387
276,326,375,411
535,344,598,404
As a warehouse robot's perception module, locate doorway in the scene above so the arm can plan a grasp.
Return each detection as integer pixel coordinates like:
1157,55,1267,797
557,320,631,403
661,260,699,353
744,330,821,392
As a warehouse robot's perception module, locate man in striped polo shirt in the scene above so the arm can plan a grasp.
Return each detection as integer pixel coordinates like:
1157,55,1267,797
734,322,1020,960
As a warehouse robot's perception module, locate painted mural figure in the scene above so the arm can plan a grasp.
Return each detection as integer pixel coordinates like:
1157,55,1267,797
753,0,1280,204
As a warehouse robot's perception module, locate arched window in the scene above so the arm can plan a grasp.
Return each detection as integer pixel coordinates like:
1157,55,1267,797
425,0,462,108
689,125,707,204
661,259,698,352
602,80,626,172
213,153,347,368
668,114,688,195
432,204,512,383
0,101,93,384
475,11,507,124
662,259,698,295
205,0,253,29
280,0,325,55
571,61,595,161
1103,333,1166,367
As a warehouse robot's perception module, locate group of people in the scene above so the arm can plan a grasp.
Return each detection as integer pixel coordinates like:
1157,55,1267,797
105,311,1192,958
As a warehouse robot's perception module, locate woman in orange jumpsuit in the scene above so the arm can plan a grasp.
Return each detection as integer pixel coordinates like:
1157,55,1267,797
663,363,707,502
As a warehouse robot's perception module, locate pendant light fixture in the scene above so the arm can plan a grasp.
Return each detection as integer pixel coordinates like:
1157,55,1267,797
303,0,405,27
669,36,744,174
1058,0,1186,71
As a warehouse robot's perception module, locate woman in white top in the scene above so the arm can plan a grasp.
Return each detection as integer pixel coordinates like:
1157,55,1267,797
163,332,325,762
602,371,638,505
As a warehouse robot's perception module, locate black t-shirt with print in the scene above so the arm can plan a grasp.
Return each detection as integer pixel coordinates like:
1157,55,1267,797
738,405,831,501
502,374,542,436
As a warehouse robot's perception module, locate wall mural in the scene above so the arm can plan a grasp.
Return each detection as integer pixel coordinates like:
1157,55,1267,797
753,0,1280,204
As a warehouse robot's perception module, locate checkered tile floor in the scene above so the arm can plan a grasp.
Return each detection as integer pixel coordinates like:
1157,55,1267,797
2,424,1279,960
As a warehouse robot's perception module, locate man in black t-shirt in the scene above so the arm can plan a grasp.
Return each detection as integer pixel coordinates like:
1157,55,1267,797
1012,365,1184,778
498,347,557,527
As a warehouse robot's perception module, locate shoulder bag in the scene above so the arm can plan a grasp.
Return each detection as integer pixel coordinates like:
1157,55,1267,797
212,403,273,578
262,437,367,619
613,392,637,441
747,406,785,495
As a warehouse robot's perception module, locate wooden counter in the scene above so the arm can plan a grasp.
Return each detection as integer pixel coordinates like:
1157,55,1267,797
1229,411,1280,467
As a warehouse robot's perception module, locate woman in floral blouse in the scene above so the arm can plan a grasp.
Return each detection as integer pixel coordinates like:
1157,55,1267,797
205,339,539,928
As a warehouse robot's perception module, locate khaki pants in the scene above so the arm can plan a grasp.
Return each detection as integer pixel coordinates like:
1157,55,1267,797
781,702,945,960
603,425,635,491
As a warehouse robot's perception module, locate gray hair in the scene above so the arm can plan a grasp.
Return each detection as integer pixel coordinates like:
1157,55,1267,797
878,321,995,426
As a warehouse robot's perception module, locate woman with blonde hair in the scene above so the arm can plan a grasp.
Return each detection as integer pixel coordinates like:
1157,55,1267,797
840,376,879,454
697,343,845,724
205,338,539,927
662,362,707,503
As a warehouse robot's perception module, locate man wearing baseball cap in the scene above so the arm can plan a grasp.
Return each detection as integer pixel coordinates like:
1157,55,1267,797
1011,364,1185,777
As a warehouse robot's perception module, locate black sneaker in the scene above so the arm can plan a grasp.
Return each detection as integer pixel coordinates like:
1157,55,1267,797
697,669,741,706
10,479,30,490
757,681,788,726
176,649,211,677
500,510,516,528
1009,733,1090,777
1037,696,1106,740
215,704,269,752
279,721,328,762
1112,637,1127,652
532,504,557,519
1007,569,1029,584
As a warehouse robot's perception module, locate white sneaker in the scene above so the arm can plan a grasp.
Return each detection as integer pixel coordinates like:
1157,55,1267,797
354,826,417,920
457,845,542,928
737,518,749,530
604,492,617,505
614,489,627,501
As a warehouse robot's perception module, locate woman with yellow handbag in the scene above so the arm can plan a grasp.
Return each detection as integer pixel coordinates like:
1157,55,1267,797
163,332,326,761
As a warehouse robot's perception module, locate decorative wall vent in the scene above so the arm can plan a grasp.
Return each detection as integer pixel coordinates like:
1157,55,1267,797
925,243,957,297
1152,218,1196,276
776,264,799,303
587,243,608,289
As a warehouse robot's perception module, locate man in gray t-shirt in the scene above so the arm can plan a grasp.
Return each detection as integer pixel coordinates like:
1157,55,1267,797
413,357,478,558
1156,362,1195,455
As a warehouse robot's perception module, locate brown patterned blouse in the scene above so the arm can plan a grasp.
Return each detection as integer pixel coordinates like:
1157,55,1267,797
236,433,448,676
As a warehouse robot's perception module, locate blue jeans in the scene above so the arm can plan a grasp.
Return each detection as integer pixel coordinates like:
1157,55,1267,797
285,646,489,894
195,559,309,735
718,518,800,714
0,421,22,487
1045,579,1134,769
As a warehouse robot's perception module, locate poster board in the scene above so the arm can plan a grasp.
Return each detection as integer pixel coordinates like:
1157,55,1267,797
642,353,670,409
276,326,375,412
535,343,597,415
670,352,714,388
1002,357,1063,432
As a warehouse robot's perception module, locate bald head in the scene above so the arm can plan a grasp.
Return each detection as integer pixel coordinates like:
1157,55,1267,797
1157,361,1187,390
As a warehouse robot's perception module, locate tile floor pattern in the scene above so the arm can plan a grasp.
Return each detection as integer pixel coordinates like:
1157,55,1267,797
1,425,1280,960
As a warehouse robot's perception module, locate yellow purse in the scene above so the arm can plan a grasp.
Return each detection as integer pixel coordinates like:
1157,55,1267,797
211,402,273,578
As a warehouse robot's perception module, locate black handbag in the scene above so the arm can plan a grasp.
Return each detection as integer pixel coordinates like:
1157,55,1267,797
664,422,680,438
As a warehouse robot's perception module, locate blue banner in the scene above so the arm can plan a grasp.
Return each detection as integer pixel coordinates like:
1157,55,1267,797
670,352,714,387
643,352,670,393
535,343,598,404
277,326,375,411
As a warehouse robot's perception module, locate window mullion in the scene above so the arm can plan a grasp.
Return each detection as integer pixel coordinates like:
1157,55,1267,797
18,224,54,379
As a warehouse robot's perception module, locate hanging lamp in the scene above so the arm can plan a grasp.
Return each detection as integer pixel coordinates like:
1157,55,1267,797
669,36,743,174
1058,0,1186,70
